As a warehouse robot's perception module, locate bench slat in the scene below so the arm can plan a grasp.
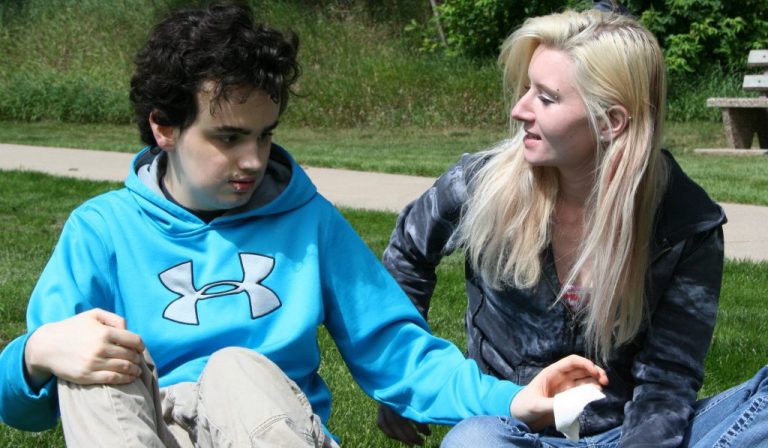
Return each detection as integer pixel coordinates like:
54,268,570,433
743,74,768,92
707,97,768,107
748,50,768,67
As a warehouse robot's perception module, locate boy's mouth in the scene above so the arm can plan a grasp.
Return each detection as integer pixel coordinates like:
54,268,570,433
230,178,256,192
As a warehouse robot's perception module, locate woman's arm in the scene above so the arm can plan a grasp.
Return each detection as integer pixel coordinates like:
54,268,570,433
382,155,473,318
620,227,724,447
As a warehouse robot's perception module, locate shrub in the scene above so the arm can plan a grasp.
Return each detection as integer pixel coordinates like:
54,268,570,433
633,0,768,79
413,0,768,78
408,0,577,58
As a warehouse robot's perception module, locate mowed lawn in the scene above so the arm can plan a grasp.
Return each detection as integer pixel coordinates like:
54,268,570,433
0,167,766,447
1,120,768,205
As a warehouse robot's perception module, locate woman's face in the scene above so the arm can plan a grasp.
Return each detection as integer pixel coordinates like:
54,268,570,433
511,45,597,173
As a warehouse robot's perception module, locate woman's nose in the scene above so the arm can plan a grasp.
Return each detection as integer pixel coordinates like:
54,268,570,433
510,94,533,122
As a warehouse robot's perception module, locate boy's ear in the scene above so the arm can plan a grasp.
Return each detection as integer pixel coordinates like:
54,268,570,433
600,105,630,142
148,110,178,151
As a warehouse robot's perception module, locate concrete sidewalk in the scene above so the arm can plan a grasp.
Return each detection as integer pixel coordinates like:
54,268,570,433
2,143,766,262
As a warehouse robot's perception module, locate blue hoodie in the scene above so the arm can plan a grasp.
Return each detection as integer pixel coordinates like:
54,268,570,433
0,145,520,433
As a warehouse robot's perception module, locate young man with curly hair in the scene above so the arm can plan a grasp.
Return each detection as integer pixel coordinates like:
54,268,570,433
0,3,606,446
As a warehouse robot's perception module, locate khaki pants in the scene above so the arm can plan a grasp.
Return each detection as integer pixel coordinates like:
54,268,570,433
58,347,338,448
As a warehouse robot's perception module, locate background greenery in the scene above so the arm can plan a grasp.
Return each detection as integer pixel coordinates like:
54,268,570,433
0,0,761,126
413,0,768,74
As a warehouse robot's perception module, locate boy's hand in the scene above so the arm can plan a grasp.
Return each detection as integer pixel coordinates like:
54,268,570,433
376,404,431,446
510,354,608,430
24,308,145,387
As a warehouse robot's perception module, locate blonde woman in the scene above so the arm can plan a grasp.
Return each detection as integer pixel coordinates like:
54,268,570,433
378,7,768,448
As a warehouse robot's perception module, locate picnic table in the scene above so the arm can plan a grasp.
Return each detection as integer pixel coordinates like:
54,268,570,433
706,50,768,150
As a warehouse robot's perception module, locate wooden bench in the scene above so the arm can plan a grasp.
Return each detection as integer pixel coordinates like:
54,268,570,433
706,50,768,150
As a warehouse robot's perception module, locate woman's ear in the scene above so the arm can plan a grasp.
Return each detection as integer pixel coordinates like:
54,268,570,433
600,105,630,142
148,110,178,151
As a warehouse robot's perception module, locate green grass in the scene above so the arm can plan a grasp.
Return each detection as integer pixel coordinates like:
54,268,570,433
0,121,141,153
0,0,505,128
0,0,744,126
701,260,768,396
1,170,766,446
2,120,768,206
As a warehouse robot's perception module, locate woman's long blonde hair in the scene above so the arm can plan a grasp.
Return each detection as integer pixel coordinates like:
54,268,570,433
458,9,669,362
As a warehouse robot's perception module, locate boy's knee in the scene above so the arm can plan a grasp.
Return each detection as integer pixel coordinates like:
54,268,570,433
202,347,298,400
195,348,322,446
208,346,259,365
205,347,280,380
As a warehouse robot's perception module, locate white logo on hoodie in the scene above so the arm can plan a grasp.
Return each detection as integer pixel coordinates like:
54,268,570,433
159,253,281,325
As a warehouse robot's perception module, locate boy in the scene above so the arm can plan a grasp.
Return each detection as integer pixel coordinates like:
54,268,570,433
0,3,605,446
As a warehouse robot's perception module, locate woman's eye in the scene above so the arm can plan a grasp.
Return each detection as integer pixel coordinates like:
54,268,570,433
538,94,555,105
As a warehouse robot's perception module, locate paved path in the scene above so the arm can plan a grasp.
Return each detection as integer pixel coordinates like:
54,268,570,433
2,143,766,262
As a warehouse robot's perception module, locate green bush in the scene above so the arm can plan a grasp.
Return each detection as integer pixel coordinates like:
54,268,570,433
633,0,768,78
408,0,578,58
410,0,768,77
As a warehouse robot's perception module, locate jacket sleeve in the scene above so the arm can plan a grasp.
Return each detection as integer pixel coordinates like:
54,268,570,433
382,156,470,318
0,209,112,431
318,202,521,424
619,227,724,447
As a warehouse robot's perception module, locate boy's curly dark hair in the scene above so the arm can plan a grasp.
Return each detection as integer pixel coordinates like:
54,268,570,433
129,2,300,146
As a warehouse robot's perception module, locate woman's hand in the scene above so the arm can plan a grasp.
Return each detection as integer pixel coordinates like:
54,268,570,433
510,354,608,430
24,308,145,388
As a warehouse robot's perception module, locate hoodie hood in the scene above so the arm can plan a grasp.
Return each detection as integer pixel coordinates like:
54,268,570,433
125,144,317,234
653,150,727,251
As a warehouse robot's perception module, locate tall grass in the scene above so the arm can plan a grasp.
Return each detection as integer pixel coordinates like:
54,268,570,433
0,0,505,128
0,0,737,127
0,0,148,122
667,67,746,123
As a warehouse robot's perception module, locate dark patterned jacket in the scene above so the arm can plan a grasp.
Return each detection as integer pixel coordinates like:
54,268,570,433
383,150,726,447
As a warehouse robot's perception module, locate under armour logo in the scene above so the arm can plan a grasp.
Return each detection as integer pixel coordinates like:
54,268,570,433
160,253,281,325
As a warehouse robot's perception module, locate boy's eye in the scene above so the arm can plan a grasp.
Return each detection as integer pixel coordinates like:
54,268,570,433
257,131,274,142
219,134,239,144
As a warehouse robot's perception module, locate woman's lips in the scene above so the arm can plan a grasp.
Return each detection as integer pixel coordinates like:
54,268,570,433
523,131,542,146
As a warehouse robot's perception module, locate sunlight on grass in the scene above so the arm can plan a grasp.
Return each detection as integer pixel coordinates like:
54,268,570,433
0,171,765,446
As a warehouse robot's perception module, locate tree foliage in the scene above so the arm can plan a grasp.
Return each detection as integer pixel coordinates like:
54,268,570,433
412,0,768,77
629,0,768,78
409,0,576,57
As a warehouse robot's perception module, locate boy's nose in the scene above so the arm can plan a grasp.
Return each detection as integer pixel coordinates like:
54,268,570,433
238,141,268,171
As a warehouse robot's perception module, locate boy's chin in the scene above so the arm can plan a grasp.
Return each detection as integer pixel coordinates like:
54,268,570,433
223,195,255,210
